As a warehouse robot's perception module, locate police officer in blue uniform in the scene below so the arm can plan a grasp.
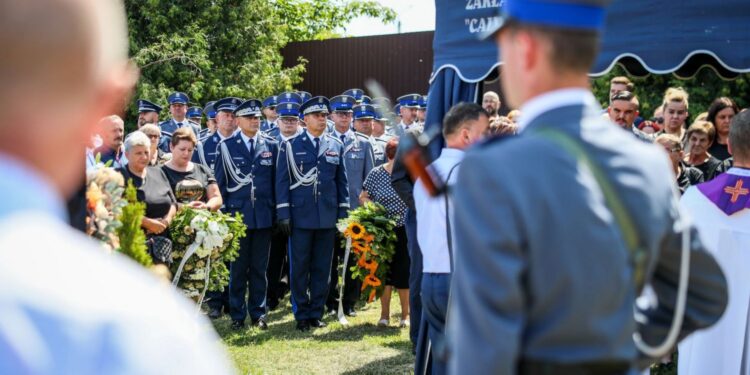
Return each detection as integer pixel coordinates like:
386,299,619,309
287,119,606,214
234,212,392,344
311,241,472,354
265,102,302,310
447,1,728,374
158,92,202,152
261,95,278,133
187,106,203,126
214,99,278,330
276,96,350,331
136,99,162,128
325,96,376,316
268,92,303,139
202,97,243,320
200,101,217,140
194,97,242,171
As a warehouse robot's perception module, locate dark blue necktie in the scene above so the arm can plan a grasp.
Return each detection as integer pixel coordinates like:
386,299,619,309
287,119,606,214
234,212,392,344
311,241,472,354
314,137,320,154
248,138,255,156
340,134,346,144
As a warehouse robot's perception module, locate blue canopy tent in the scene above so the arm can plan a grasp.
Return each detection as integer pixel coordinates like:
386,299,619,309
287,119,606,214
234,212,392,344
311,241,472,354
425,0,750,158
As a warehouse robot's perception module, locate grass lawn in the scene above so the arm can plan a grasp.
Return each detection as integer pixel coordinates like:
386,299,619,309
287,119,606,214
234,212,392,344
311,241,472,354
213,296,415,374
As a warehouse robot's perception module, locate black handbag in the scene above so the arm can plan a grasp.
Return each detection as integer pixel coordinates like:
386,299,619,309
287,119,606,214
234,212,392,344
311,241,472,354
147,235,173,265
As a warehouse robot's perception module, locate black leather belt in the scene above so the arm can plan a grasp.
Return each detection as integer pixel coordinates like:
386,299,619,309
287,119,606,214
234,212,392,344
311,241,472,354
519,359,631,375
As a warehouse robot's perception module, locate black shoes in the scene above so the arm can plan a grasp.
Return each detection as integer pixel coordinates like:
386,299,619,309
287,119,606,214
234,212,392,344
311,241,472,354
230,320,245,330
308,318,327,328
252,318,269,330
296,320,311,332
208,307,223,320
296,318,325,331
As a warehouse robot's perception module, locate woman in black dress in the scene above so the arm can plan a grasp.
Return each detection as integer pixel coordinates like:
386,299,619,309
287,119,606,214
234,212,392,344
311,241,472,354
161,127,222,211
360,137,411,328
117,131,177,263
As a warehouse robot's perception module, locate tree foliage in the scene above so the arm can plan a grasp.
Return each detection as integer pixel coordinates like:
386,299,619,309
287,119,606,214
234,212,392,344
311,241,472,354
124,0,395,128
591,65,750,122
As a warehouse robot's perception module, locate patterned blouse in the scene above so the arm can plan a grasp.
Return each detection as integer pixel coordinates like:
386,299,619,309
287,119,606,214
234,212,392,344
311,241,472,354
362,165,408,227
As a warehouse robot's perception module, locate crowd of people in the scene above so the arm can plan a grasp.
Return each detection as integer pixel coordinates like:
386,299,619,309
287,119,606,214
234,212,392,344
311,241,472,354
86,89,433,332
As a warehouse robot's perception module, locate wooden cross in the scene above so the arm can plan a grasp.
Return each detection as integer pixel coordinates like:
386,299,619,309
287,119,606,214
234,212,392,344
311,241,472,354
724,179,749,203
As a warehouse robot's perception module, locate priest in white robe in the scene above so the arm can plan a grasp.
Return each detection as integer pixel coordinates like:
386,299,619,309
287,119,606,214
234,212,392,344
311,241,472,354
679,110,750,375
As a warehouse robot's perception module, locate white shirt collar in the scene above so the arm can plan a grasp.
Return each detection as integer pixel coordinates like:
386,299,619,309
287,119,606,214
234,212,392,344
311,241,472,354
239,131,259,145
516,88,600,133
438,147,465,161
305,130,324,143
0,152,66,221
333,128,352,139
728,167,750,177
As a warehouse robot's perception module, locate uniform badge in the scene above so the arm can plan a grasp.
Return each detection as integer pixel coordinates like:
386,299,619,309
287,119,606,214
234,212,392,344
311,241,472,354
261,151,272,158
325,150,339,157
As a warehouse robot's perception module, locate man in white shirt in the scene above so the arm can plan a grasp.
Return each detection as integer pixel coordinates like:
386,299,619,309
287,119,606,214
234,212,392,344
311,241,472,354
0,1,234,374
678,110,750,375
413,102,489,374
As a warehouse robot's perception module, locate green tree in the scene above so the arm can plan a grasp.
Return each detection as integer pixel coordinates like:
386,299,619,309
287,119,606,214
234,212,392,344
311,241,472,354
124,0,395,130
592,65,750,123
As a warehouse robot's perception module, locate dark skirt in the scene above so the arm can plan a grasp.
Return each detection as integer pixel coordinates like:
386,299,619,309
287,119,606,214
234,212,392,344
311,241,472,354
386,225,410,289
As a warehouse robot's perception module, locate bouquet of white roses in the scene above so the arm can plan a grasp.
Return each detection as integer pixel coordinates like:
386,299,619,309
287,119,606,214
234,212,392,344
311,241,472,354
170,207,245,302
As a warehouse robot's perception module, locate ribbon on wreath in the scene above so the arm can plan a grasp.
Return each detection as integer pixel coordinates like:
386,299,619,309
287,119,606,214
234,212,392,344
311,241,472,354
337,236,353,325
172,235,214,310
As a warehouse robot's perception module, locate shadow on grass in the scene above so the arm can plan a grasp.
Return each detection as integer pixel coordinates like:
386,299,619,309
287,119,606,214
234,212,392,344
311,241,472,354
340,350,415,375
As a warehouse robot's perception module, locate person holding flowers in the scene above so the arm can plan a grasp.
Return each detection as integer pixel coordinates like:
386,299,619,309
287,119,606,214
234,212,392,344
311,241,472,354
360,137,410,327
161,127,222,211
116,131,177,257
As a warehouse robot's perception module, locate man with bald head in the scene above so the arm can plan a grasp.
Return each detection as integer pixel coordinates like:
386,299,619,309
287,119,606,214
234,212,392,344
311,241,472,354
0,1,233,373
482,91,502,124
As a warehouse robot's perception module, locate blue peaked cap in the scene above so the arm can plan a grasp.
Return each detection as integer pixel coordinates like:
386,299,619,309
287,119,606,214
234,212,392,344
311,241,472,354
330,95,356,112
203,101,217,119
137,99,162,113
297,91,312,103
263,95,278,108
167,91,189,105
234,99,263,117
300,96,330,116
187,106,203,118
277,102,300,118
215,97,243,112
482,0,608,39
397,94,421,108
353,104,376,119
277,92,302,105
342,89,365,102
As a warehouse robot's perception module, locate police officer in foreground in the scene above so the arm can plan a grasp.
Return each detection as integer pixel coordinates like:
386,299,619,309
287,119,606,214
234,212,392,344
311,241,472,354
448,1,727,374
214,99,278,330
325,96,375,316
276,96,349,332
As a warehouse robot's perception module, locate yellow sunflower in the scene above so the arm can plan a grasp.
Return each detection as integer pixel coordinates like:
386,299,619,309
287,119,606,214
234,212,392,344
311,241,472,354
358,257,378,274
344,222,366,240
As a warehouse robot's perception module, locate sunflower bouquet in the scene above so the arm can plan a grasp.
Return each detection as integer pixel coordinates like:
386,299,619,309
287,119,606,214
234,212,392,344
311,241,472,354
337,202,398,303
169,207,245,302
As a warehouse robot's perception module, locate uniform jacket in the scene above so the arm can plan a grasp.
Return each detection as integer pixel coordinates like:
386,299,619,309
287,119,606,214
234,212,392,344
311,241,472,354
192,132,228,171
276,130,350,229
448,99,728,374
340,131,375,210
158,119,202,152
214,132,278,229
